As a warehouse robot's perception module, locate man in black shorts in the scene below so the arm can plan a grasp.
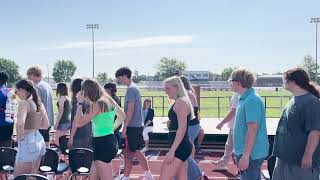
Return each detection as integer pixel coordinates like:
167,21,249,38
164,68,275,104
27,66,54,147
115,67,154,180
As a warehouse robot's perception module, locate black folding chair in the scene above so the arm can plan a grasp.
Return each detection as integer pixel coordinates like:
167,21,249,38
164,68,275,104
14,174,48,180
59,135,70,156
39,148,69,179
68,148,93,180
0,147,17,179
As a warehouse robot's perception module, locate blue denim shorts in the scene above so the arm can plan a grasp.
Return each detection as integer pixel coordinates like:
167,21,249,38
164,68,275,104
235,155,265,180
57,122,71,131
187,157,203,180
188,123,200,142
16,131,46,163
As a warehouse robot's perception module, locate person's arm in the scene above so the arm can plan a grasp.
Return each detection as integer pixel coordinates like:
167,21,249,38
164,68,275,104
111,98,126,131
301,130,320,168
40,103,49,129
74,92,99,128
242,122,258,158
302,99,320,168
238,99,261,171
16,101,28,141
216,108,236,130
54,96,65,129
122,102,134,135
75,103,99,128
188,91,198,108
166,99,189,163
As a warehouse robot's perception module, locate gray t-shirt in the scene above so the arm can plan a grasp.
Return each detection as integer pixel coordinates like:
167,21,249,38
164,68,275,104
273,93,320,168
124,82,143,127
35,80,54,126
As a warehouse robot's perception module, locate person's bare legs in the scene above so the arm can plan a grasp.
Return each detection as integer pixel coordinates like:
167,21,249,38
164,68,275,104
30,156,42,174
123,154,133,177
94,160,113,180
196,128,205,152
135,150,150,171
191,143,196,158
54,130,64,146
89,163,99,180
159,158,185,180
14,162,33,177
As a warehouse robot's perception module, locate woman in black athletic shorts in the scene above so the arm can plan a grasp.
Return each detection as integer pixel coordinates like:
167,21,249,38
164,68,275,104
160,76,194,180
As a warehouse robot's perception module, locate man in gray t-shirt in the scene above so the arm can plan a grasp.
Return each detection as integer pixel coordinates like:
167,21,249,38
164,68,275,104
115,67,154,180
272,68,320,180
124,83,143,127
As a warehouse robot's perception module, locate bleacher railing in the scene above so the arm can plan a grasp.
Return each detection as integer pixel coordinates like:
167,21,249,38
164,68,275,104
119,95,291,118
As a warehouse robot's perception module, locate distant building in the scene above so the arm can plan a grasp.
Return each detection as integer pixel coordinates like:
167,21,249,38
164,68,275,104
182,71,210,81
255,75,283,87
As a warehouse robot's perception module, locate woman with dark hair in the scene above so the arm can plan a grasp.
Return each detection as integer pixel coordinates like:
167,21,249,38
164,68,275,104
54,83,71,146
13,79,49,176
141,98,154,152
0,72,14,147
104,82,122,148
68,78,92,149
272,68,320,180
75,78,125,180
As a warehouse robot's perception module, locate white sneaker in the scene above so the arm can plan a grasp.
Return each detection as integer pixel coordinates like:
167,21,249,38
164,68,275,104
212,160,228,170
143,173,154,180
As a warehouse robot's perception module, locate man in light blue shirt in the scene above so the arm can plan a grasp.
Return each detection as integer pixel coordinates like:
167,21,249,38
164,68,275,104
229,68,269,180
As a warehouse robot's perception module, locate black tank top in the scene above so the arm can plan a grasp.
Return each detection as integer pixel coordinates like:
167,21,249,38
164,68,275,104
168,103,191,131
189,107,200,126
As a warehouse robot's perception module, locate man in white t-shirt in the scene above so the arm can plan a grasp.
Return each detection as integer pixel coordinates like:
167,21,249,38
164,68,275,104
214,92,240,170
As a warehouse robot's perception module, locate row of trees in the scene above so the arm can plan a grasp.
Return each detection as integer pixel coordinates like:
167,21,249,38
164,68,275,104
1,55,319,86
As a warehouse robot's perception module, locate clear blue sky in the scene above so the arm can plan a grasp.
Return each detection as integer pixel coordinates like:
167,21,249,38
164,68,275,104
1,0,319,78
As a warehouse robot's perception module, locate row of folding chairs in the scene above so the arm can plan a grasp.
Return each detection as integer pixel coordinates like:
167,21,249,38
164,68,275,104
1,134,124,180
0,147,93,180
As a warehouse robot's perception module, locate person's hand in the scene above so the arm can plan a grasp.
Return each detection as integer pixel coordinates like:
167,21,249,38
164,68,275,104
68,137,74,148
301,153,313,169
238,155,249,172
54,123,58,130
76,91,84,103
121,128,127,139
216,122,223,130
165,150,175,164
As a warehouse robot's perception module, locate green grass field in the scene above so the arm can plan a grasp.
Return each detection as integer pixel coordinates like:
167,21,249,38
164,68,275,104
116,89,291,118
53,89,291,118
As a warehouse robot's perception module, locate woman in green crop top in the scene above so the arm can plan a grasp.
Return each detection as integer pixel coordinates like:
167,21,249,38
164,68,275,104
74,78,125,180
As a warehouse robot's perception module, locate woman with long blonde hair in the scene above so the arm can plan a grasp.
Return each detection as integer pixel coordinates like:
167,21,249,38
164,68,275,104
160,76,194,180
75,78,125,180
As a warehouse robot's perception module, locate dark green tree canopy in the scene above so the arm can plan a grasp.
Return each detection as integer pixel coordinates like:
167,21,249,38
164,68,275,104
302,55,319,83
97,72,112,85
221,67,236,81
0,58,21,86
52,60,76,83
155,57,186,80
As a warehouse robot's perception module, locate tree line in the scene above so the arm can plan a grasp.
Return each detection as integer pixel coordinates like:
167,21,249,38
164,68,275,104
0,55,319,86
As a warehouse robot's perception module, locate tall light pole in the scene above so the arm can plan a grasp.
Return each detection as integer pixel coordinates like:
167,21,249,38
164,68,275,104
86,24,99,78
310,17,320,82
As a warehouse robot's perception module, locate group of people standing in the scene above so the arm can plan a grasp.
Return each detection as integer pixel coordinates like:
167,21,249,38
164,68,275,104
212,67,320,180
1,65,320,180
